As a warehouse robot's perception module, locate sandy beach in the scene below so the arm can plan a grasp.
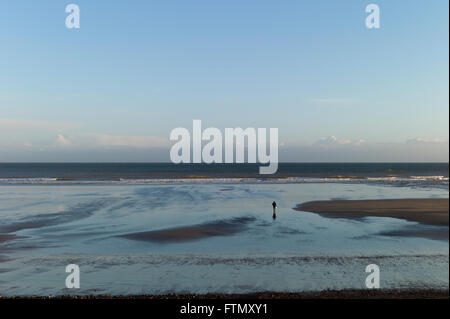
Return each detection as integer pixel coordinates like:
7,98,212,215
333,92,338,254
295,198,449,240
295,199,449,225
1,183,448,297
121,198,450,243
118,217,255,243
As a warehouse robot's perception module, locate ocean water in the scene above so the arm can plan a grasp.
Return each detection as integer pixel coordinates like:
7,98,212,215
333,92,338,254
0,163,448,296
0,162,448,184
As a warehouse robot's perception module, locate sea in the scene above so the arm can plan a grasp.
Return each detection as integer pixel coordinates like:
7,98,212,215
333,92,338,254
0,163,448,296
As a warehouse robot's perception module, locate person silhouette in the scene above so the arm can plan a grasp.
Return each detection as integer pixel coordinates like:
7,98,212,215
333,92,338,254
272,201,277,219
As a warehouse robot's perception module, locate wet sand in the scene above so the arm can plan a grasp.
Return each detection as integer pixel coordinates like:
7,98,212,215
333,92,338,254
295,199,448,225
295,199,449,240
0,234,24,244
118,217,256,243
1,289,448,299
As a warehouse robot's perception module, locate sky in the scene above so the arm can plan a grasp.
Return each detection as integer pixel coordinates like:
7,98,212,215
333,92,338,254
0,0,448,162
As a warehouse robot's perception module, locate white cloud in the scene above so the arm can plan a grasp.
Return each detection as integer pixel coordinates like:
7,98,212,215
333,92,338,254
0,118,169,150
406,138,449,144
52,133,169,149
56,134,71,146
314,136,365,146
354,138,366,146
278,138,448,162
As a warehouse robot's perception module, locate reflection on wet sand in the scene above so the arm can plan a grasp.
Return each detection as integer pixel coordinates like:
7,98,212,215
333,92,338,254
0,234,24,244
119,217,256,243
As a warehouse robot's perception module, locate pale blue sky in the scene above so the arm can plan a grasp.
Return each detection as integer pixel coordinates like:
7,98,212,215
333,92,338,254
0,0,448,161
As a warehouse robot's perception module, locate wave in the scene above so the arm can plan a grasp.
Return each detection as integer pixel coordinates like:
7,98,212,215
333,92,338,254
0,178,60,184
0,176,448,187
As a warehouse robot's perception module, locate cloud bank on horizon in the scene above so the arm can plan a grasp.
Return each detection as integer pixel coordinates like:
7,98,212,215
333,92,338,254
0,118,447,162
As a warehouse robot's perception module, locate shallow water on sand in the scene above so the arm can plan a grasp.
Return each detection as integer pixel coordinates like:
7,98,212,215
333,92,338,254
0,183,448,295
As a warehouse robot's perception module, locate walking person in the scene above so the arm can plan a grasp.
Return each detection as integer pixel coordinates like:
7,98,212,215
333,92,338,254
272,201,277,219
